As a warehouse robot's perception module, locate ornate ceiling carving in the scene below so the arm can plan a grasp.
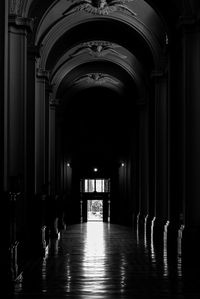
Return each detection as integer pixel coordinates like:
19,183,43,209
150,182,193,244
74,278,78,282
63,0,137,17
68,41,127,59
24,0,169,105
71,72,121,86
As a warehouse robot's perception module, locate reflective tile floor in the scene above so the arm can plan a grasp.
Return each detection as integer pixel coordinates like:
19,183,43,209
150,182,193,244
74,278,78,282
10,222,200,299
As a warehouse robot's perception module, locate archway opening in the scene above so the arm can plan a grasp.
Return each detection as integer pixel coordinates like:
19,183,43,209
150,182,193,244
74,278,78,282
87,199,103,222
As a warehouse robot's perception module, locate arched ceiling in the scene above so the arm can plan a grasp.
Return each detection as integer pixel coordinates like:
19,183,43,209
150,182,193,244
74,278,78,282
23,0,183,171
30,0,168,107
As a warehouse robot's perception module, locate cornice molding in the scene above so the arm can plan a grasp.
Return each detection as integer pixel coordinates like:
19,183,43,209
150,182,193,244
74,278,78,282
36,68,50,80
8,14,34,32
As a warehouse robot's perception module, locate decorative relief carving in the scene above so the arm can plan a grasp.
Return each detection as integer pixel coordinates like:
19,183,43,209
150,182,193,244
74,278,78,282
63,0,137,17
72,73,120,86
10,0,24,16
69,41,127,59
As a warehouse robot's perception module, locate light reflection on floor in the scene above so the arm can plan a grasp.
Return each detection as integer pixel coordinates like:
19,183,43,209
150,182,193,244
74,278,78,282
10,222,200,299
81,222,106,294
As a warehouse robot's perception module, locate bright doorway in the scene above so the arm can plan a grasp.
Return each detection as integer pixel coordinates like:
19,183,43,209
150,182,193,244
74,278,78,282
87,200,103,222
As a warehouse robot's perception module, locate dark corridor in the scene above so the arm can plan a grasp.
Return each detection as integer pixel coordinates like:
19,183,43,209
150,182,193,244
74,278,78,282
2,1,200,298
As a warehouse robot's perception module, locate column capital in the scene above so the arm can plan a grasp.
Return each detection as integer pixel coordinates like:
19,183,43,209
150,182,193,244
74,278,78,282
9,15,34,32
177,15,200,33
36,68,50,80
151,70,166,80
49,98,61,108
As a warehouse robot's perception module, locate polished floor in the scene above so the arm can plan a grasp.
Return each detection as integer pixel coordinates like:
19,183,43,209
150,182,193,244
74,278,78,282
10,222,200,299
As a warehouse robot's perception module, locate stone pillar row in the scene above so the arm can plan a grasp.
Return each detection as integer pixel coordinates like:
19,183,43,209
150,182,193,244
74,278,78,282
7,14,33,192
6,10,62,272
136,15,200,260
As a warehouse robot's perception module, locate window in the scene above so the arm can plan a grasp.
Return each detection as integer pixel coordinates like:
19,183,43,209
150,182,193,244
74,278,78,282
84,179,95,192
96,179,104,192
82,179,110,193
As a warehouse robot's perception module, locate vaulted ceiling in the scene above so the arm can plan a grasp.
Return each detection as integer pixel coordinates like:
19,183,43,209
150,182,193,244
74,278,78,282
23,0,186,173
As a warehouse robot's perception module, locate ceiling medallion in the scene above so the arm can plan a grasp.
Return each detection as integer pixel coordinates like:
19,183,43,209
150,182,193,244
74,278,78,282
63,0,137,17
69,41,127,59
72,73,120,86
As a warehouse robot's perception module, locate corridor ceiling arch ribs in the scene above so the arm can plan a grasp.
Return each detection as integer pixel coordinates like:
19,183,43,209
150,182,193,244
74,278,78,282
32,5,166,71
50,39,141,80
50,51,148,103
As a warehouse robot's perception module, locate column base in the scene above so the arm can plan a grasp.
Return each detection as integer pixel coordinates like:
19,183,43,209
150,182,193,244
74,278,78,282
136,213,145,236
135,214,153,241
164,221,180,258
145,214,154,240
151,217,165,242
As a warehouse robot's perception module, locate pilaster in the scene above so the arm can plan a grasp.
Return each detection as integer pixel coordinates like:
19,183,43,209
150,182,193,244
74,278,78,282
137,104,149,234
35,68,50,194
26,46,40,198
151,69,169,239
177,16,200,255
7,15,33,193
49,98,60,197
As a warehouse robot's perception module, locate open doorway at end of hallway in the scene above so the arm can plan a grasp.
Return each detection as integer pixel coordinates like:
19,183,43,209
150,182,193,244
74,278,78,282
87,200,103,222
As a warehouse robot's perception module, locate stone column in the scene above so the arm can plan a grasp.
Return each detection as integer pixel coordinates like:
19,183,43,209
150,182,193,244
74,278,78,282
137,104,149,234
6,11,34,279
1,1,8,284
80,199,83,223
0,0,8,192
151,70,169,239
7,14,33,192
108,196,111,223
35,68,49,194
178,16,200,256
26,45,40,197
49,99,59,197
